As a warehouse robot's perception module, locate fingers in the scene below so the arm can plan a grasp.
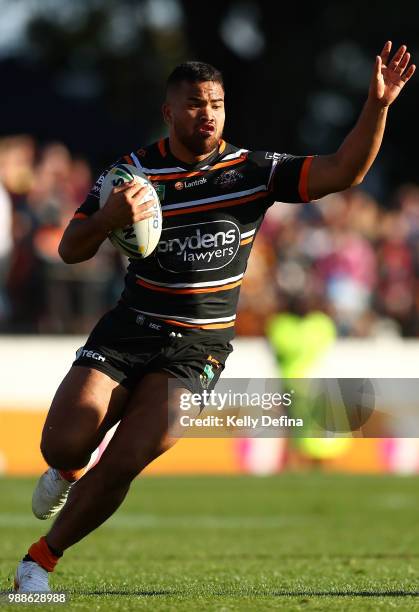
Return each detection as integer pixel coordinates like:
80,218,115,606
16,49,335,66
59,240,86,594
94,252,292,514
129,184,149,200
379,40,416,84
397,52,411,75
107,180,157,225
388,44,407,71
120,197,155,224
380,40,392,65
112,178,138,193
402,63,416,83
132,198,158,223
113,181,150,203
374,55,382,78
129,188,157,222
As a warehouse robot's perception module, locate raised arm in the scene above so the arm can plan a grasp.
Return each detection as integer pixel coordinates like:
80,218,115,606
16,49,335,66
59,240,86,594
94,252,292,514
59,181,156,263
307,41,415,200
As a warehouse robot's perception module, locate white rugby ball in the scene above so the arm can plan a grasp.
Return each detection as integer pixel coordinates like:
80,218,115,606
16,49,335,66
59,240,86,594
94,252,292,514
99,163,162,258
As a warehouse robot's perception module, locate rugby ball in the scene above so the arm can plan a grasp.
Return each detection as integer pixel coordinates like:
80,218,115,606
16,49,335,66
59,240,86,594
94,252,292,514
99,163,162,258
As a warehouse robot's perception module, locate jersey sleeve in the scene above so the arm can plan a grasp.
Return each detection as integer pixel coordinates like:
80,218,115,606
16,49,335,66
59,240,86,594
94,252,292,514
72,166,112,219
248,151,315,203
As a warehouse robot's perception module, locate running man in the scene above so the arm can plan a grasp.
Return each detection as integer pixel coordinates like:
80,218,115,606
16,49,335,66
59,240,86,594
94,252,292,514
14,42,414,592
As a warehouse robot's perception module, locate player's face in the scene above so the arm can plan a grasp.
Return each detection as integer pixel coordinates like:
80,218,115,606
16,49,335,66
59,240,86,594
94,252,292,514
164,81,225,156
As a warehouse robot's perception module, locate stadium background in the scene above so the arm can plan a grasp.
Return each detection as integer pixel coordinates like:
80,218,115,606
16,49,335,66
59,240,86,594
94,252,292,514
0,0,418,476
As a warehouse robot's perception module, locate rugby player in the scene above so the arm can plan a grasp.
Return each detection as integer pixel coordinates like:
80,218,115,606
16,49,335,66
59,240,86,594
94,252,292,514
14,41,414,592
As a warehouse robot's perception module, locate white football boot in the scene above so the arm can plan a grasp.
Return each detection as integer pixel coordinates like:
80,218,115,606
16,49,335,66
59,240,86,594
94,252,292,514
14,561,50,592
32,468,73,520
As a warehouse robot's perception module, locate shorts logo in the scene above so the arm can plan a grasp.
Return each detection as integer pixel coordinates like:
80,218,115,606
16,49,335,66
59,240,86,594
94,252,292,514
76,347,106,362
135,315,161,331
157,220,240,273
149,322,161,330
207,355,221,367
214,169,243,189
200,364,215,390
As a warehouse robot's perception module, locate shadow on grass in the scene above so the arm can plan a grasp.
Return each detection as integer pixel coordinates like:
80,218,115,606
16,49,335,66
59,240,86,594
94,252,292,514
271,591,419,597
69,589,419,598
0,589,171,597
68,552,419,563
84,590,172,596
3,588,418,599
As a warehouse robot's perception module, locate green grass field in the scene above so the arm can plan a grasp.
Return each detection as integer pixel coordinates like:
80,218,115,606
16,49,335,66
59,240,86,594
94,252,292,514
1,473,419,610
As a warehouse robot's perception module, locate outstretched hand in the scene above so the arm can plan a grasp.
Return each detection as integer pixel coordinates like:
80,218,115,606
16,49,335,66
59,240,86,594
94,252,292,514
370,41,415,107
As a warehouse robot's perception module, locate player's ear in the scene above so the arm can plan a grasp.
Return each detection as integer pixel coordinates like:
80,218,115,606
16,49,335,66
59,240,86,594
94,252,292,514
162,103,172,126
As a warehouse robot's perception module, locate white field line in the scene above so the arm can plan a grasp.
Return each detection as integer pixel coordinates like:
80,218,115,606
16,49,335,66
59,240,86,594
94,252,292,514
0,513,307,529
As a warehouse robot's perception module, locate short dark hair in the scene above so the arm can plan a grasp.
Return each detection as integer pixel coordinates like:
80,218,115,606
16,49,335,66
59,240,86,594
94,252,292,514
166,61,224,95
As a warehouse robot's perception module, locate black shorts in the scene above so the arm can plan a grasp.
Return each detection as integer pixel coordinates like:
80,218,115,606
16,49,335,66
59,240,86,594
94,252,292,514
72,305,233,394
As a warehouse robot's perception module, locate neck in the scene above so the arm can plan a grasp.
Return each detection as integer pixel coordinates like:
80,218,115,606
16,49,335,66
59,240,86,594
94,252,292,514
168,135,217,165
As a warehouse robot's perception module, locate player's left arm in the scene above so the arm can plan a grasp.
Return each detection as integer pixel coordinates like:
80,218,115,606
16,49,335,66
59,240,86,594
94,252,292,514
307,41,415,200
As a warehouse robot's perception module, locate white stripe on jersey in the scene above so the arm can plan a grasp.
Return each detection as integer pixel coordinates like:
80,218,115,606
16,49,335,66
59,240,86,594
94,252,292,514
161,185,267,212
130,148,248,174
218,149,249,162
129,307,236,324
138,166,187,175
130,153,186,175
268,157,279,189
240,229,256,239
136,273,244,289
130,152,141,169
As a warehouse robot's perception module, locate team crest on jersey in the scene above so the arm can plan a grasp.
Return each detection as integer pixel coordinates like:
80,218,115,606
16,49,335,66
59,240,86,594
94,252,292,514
214,169,244,189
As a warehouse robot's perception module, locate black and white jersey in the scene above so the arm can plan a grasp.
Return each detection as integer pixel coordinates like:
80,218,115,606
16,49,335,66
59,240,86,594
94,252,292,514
74,138,313,336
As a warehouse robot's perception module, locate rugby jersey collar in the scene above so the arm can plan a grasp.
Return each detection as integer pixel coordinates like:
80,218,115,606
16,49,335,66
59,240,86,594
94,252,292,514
159,137,227,171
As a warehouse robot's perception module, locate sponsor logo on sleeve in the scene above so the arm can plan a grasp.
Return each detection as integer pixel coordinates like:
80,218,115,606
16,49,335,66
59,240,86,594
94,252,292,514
156,220,240,273
90,169,109,198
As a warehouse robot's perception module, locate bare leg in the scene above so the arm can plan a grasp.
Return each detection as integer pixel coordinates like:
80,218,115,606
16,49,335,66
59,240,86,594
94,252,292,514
41,366,129,470
45,372,187,552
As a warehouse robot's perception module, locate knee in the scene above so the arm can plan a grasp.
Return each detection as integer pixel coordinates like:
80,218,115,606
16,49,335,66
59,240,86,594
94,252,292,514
40,434,91,470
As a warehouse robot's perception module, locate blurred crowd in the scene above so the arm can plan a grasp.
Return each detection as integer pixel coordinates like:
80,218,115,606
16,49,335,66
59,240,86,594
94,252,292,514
0,135,418,337
0,135,124,334
237,183,419,338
